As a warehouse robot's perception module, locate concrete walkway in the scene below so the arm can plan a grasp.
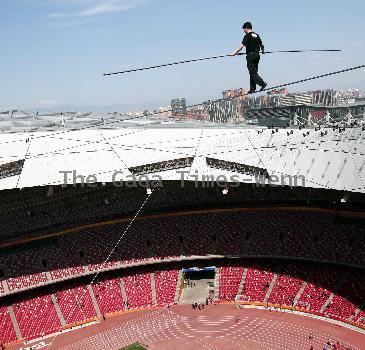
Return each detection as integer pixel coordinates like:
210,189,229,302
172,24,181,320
179,279,213,305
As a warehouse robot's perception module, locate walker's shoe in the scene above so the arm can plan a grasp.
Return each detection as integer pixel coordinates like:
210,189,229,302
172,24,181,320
248,90,256,94
259,82,268,92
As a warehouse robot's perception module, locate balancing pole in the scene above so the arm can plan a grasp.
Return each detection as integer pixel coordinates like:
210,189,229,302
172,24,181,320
103,49,342,76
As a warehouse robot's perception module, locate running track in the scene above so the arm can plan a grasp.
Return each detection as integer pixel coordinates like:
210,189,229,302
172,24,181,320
11,305,365,350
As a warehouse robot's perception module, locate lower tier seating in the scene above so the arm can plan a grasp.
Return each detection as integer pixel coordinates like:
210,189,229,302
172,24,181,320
240,267,274,303
0,262,364,346
268,271,304,306
354,310,365,326
324,295,357,320
154,269,179,306
296,269,342,312
92,278,125,315
123,273,153,309
0,306,17,345
219,266,244,301
55,284,97,325
13,295,60,340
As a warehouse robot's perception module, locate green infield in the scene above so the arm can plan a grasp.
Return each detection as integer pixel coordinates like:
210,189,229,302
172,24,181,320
120,342,148,350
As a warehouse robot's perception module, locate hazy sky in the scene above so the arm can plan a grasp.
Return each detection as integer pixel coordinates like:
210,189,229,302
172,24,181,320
0,0,364,110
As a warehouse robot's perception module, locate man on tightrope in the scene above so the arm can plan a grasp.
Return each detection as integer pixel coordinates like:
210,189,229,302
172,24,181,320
231,21,267,94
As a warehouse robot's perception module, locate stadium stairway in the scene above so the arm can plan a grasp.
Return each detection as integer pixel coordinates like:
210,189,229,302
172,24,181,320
349,308,361,322
87,285,102,318
236,268,248,299
210,235,216,255
213,267,220,302
150,273,158,306
50,294,66,327
320,273,349,315
264,273,278,303
293,281,308,306
7,306,22,341
179,237,184,256
173,270,183,304
320,293,335,313
119,279,128,308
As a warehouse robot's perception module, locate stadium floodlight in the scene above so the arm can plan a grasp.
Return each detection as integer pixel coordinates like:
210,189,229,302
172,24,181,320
222,185,229,195
146,183,152,195
341,192,350,203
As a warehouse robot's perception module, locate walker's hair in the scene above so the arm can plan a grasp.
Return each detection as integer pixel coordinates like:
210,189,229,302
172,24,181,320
242,22,252,29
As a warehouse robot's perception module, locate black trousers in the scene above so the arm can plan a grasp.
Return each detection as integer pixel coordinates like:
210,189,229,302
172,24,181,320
246,52,265,92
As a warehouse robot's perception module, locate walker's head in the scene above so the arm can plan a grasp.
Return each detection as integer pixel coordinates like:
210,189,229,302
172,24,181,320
242,22,252,33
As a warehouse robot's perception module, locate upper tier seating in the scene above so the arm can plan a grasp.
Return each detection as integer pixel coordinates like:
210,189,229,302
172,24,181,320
0,210,364,297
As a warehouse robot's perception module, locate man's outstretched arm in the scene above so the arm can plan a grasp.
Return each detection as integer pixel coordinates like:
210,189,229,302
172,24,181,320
230,44,245,56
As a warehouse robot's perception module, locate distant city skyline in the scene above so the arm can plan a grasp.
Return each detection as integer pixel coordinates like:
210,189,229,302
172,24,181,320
0,0,364,110
2,86,361,114
2,86,365,114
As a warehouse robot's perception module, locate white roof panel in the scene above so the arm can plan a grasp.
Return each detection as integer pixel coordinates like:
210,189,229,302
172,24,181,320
0,126,364,193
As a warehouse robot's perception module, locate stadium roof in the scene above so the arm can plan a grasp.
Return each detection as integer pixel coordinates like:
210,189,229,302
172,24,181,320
1,124,364,193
